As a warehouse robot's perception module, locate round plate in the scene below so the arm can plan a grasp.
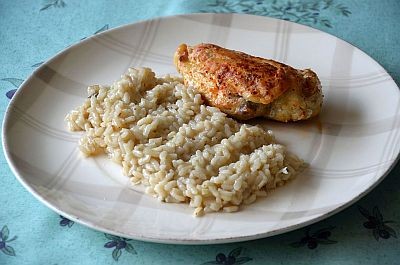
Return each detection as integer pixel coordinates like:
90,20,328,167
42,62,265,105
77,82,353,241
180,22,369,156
3,13,400,244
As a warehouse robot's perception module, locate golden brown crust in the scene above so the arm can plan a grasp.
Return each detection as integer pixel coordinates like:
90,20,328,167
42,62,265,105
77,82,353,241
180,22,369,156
174,43,323,122
175,43,293,105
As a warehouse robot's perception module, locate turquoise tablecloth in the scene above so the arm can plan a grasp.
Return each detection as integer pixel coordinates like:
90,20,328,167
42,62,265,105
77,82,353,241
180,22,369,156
1,1,400,264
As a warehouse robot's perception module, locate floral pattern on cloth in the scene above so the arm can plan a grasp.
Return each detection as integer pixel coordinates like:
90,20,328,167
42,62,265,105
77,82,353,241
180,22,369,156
104,234,137,261
202,0,351,27
291,226,337,249
0,226,17,257
59,216,74,228
359,206,397,241
201,247,252,265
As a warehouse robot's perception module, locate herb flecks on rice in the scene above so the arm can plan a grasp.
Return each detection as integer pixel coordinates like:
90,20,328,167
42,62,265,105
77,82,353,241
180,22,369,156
65,67,304,216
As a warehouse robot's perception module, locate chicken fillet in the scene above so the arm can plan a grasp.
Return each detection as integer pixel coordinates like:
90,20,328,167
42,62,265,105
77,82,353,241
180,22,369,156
174,43,323,121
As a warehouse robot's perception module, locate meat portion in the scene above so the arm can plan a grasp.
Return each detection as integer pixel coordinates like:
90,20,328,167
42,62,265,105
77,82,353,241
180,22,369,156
174,43,323,122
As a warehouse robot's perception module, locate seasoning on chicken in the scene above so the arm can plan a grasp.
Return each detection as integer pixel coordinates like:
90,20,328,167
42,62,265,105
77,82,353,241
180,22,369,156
174,43,323,122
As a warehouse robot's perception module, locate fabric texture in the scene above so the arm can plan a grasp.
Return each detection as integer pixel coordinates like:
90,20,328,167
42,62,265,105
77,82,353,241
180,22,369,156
1,0,399,264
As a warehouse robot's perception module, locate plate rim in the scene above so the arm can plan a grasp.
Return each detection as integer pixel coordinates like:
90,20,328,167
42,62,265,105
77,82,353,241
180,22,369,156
3,12,400,245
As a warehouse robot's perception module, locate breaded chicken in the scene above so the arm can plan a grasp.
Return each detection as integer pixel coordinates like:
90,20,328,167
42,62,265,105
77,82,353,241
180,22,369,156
174,43,323,122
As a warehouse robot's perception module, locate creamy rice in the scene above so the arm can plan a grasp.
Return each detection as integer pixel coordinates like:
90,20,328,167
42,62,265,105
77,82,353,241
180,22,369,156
66,67,304,216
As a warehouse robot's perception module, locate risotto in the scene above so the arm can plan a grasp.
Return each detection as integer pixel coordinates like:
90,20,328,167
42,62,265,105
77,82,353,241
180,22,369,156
65,67,304,216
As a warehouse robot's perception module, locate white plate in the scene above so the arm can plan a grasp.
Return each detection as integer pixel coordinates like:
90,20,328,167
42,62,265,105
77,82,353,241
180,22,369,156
3,13,400,244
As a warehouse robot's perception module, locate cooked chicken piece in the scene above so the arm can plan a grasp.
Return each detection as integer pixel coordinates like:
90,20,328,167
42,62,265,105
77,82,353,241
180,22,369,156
174,43,323,121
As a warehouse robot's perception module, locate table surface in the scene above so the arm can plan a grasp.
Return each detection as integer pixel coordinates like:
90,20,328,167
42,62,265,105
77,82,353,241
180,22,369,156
1,0,400,264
